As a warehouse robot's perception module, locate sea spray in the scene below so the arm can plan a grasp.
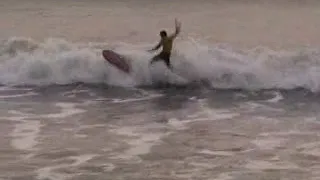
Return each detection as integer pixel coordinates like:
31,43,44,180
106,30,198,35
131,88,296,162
1,37,320,92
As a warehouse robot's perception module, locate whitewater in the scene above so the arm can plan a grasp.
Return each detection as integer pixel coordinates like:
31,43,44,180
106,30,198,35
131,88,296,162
2,37,320,92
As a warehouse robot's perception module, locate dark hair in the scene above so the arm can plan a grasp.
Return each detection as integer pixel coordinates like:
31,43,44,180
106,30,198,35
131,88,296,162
160,30,167,37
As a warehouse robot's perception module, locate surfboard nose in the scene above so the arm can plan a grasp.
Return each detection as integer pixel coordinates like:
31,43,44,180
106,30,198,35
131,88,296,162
102,49,130,73
102,49,112,56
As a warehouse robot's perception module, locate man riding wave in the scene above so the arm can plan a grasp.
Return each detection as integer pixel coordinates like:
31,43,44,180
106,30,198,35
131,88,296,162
149,19,181,70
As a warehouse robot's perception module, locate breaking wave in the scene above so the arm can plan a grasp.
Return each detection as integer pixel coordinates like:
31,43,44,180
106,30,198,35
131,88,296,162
1,37,320,92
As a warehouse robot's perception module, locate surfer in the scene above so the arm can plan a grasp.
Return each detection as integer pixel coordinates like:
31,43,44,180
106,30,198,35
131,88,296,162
148,19,181,70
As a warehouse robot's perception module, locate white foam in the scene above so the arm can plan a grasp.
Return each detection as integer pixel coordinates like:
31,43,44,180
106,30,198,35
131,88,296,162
11,119,42,151
297,142,320,150
265,91,284,103
7,113,42,151
310,165,320,178
197,100,240,120
252,137,287,150
215,172,234,180
102,163,116,172
234,93,248,98
191,162,217,169
241,102,284,112
69,154,97,166
245,160,299,170
122,134,162,158
260,131,318,136
303,149,320,157
8,103,86,119
112,126,138,137
7,103,84,151
111,93,163,103
270,156,281,161
305,117,320,124
0,86,33,91
8,110,29,116
36,154,97,180
0,91,37,98
5,116,25,121
74,134,87,138
2,37,320,91
198,149,235,156
245,161,274,170
37,166,68,180
111,126,167,160
78,124,107,129
167,107,239,130
167,118,189,130
111,108,239,160
45,103,86,118
297,142,320,157
61,89,90,96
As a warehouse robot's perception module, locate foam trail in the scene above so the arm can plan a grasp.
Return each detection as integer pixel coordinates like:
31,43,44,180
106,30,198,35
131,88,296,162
7,116,42,151
11,119,41,151
2,37,320,92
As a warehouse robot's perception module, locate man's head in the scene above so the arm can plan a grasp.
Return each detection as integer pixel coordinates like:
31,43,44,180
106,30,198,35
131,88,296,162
160,30,167,38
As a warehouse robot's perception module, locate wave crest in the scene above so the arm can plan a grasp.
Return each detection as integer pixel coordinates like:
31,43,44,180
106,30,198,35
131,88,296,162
1,37,320,92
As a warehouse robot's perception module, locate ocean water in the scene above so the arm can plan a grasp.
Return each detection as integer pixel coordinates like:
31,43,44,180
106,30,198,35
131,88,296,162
1,0,320,180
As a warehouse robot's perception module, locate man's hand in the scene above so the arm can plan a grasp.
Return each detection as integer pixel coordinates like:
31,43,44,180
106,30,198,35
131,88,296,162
149,40,162,52
175,18,181,32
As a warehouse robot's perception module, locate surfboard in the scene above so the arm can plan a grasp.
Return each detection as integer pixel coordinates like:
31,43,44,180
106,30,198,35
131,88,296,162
102,50,131,73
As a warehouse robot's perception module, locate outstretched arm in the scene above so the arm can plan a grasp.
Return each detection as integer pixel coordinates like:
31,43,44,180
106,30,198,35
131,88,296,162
149,40,162,52
169,19,181,39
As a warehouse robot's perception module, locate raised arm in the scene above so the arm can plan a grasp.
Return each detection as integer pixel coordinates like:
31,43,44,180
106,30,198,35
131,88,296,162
169,19,181,39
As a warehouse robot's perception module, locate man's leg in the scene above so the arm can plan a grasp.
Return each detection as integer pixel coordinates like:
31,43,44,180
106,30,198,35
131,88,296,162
150,52,172,70
162,53,172,70
150,54,161,65
164,59,172,70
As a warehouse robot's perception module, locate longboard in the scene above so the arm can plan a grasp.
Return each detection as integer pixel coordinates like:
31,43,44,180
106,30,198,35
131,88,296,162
102,50,131,73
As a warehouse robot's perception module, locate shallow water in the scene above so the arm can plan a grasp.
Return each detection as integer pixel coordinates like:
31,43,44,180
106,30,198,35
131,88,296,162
0,85,319,179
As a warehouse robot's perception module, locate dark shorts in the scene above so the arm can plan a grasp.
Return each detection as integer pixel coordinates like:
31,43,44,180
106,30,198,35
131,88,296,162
151,52,171,68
